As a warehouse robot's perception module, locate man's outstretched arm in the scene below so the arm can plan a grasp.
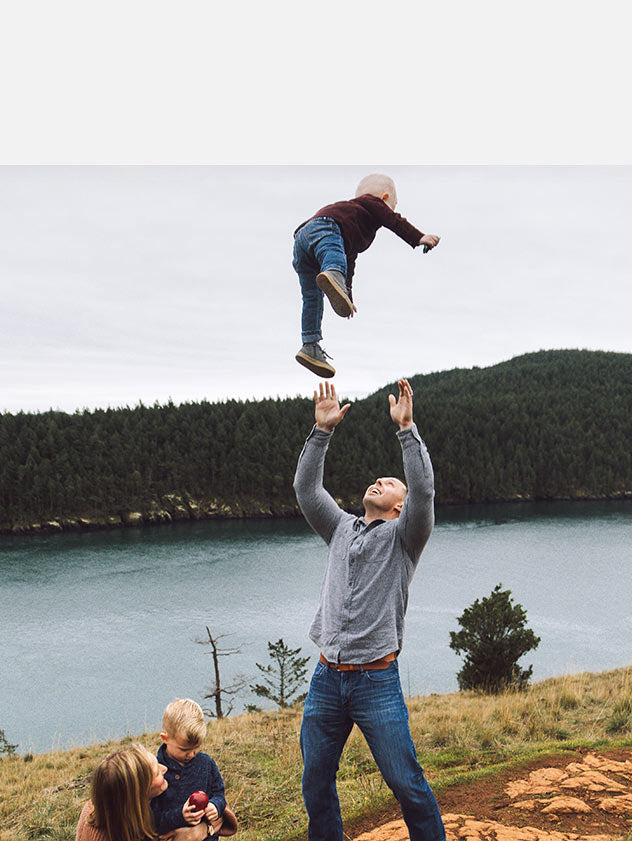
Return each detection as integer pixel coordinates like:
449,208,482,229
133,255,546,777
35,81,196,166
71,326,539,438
293,382,350,544
390,378,435,564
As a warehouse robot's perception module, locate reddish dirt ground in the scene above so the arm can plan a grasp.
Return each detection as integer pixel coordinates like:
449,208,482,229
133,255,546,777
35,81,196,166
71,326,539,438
348,749,632,841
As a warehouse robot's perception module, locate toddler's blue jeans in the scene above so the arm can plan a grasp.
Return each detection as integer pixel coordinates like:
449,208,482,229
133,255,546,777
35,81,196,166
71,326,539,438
293,217,347,344
300,659,446,841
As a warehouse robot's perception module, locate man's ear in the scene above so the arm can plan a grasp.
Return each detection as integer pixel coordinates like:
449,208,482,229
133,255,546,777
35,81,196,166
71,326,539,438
393,501,403,517
381,192,390,203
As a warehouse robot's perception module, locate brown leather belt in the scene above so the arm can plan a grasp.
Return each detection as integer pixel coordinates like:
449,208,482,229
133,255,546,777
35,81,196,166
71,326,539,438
319,652,396,671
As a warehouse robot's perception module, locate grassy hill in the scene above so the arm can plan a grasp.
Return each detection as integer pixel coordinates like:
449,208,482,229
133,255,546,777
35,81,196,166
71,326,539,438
2,666,631,840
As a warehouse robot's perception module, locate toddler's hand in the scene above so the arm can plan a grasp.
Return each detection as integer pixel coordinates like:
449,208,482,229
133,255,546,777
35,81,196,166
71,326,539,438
205,802,219,822
420,234,440,252
182,798,204,825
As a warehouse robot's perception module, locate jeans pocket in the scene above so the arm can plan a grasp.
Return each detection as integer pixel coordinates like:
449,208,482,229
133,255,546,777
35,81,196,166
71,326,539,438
311,661,328,680
364,662,399,683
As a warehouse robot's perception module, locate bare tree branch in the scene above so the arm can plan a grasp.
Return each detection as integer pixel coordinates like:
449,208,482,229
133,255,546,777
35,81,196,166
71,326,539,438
196,626,248,719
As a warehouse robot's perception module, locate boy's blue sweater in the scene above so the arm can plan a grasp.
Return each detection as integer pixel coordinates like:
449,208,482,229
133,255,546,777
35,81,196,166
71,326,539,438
151,743,226,834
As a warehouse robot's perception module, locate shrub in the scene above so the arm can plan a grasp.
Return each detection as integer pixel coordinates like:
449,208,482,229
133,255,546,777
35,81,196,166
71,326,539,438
606,697,632,734
449,583,541,693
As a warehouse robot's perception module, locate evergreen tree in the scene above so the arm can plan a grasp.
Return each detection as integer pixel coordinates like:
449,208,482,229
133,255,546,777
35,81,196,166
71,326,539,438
250,639,310,709
449,583,541,692
1,350,631,528
0,729,18,758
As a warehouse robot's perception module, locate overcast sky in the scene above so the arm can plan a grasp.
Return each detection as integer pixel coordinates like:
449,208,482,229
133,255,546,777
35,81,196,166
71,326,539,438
1,3,631,414
1,165,630,413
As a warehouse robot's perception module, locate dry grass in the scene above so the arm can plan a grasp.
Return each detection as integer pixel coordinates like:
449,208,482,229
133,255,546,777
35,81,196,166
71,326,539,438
408,665,632,763
1,667,631,841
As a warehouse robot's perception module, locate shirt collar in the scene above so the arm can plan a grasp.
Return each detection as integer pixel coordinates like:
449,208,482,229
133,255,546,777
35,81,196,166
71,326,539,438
354,516,385,532
157,743,190,771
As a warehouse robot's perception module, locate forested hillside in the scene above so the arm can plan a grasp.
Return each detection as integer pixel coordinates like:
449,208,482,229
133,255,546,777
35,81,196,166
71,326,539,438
1,350,630,534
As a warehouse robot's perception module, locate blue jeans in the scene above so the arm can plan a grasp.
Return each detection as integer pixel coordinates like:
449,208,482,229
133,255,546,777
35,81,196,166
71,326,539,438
293,217,347,344
300,660,445,841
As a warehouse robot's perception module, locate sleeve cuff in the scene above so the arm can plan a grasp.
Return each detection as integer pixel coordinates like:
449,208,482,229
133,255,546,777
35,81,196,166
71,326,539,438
307,424,334,442
210,798,225,817
396,423,422,444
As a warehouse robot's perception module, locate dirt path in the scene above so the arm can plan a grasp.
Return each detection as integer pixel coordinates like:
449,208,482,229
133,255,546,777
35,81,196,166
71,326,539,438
350,749,632,841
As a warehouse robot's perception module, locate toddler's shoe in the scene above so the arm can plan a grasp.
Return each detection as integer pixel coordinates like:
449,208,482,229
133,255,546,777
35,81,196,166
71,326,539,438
316,270,354,318
295,343,335,377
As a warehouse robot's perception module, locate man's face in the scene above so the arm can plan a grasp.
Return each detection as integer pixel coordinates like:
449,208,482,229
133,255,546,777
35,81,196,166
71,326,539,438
362,476,407,517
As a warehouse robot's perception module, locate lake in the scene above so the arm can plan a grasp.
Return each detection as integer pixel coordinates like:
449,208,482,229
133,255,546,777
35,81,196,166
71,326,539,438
1,500,630,754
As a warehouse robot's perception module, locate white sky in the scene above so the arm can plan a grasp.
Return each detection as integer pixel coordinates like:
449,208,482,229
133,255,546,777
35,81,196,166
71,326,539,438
1,2,630,413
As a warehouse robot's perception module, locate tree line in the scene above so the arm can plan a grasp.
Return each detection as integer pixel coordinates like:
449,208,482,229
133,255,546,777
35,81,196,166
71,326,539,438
1,349,631,529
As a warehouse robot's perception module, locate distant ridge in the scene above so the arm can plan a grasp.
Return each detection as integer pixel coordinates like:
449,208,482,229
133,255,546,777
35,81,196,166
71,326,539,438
355,349,632,507
1,349,631,535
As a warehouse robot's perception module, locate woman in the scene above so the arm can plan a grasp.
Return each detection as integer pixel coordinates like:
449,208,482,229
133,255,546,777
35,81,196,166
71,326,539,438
76,744,237,841
75,744,170,841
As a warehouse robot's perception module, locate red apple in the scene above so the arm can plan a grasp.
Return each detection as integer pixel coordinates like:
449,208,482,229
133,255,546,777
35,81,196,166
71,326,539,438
189,790,209,811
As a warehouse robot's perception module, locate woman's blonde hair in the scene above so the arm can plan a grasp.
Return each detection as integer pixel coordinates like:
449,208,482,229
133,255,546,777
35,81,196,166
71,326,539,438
88,744,157,841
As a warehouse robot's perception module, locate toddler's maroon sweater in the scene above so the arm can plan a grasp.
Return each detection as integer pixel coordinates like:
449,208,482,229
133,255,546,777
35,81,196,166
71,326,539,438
298,193,424,288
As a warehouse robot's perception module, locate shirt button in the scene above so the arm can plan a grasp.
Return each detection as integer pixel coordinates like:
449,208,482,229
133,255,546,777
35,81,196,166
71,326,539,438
175,774,180,780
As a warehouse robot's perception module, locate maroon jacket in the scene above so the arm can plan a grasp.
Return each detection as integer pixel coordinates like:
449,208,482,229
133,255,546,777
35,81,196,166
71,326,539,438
296,193,425,291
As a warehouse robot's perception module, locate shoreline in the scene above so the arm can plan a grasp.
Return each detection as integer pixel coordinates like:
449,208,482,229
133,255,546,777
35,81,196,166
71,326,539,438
6,664,632,757
2,491,631,537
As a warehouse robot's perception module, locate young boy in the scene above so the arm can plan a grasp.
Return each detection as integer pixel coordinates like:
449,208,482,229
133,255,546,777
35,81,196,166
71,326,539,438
151,698,226,838
293,173,440,377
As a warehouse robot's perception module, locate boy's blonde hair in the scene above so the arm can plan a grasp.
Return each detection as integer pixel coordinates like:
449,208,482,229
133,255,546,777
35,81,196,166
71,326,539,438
88,743,157,841
162,698,206,745
355,173,396,199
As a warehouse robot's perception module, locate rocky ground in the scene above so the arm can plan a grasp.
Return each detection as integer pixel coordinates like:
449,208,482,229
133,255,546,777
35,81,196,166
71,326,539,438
351,749,632,841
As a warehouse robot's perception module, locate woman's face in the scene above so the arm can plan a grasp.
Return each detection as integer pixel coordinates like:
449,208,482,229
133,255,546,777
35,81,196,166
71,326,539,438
148,756,168,798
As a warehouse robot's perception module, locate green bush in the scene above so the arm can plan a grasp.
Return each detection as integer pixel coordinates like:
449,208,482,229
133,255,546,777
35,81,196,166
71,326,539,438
449,584,540,693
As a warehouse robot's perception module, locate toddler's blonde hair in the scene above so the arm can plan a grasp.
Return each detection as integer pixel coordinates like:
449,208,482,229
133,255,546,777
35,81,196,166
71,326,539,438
162,697,206,745
355,173,396,199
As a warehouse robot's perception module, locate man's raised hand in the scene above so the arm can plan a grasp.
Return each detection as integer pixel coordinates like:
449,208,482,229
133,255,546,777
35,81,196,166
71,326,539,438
315,382,350,432
389,378,414,430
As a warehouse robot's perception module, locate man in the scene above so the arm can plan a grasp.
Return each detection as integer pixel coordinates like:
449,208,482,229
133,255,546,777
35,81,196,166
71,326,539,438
293,378,445,841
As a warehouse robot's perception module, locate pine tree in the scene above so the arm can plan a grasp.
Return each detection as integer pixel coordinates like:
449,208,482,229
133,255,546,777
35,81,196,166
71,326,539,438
0,729,18,758
250,639,310,709
449,584,541,692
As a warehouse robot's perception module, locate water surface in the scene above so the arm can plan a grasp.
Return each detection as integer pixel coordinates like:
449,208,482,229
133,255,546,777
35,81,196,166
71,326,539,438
1,500,630,753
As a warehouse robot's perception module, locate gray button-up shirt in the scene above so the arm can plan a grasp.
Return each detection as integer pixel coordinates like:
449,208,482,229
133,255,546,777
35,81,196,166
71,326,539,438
293,423,434,663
